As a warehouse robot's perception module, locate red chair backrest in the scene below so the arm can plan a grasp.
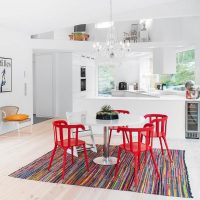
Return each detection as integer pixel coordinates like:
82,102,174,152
117,123,154,152
52,120,85,147
112,110,130,114
144,114,168,137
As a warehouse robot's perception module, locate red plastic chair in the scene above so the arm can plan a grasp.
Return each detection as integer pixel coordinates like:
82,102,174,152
108,110,130,144
144,114,172,162
115,123,160,185
48,120,89,179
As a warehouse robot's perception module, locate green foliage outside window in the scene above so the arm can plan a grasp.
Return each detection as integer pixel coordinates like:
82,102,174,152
160,49,195,89
98,65,114,96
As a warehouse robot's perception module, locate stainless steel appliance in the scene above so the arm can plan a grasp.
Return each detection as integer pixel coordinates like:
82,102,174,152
185,101,200,139
185,80,200,99
118,82,127,90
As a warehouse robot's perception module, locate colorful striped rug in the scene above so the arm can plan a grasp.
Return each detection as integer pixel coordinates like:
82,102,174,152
9,145,193,198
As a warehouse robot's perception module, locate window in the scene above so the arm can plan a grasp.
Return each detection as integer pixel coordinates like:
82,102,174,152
98,65,114,96
160,49,195,90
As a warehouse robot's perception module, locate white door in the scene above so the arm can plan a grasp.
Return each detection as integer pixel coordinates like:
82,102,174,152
35,54,54,117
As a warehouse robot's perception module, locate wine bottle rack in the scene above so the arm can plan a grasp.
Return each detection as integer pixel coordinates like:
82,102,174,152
185,101,200,139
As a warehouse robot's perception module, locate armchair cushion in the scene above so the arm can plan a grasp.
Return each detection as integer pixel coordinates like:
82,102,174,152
4,114,29,121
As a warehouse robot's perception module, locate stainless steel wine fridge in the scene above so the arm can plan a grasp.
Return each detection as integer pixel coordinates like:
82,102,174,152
185,101,200,139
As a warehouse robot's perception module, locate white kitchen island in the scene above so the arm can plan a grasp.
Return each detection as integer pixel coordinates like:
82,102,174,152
74,95,187,140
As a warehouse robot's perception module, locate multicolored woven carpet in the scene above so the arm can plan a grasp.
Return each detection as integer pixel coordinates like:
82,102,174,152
9,145,193,198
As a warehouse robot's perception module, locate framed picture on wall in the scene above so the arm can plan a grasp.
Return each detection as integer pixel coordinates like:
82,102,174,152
81,66,86,78
81,79,86,91
0,57,12,93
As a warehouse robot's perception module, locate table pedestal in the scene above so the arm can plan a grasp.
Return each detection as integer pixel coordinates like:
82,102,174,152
93,126,117,165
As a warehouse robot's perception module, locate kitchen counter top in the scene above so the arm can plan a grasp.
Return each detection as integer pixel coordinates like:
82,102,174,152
86,95,188,101
78,95,186,139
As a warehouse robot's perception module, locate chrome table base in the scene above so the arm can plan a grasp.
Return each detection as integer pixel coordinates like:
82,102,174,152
93,126,117,165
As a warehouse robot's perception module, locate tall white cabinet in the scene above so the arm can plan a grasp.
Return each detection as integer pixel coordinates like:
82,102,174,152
34,54,54,117
33,52,73,118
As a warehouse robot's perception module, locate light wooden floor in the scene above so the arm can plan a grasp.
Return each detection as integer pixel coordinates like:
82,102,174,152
0,119,200,200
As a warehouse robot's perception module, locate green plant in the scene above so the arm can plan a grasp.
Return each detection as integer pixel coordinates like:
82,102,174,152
73,32,82,35
100,105,112,112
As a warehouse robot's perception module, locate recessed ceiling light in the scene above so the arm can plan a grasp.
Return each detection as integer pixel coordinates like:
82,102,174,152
95,21,114,29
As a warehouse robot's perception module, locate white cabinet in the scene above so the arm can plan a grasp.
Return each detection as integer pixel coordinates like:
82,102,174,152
35,54,54,117
153,47,176,74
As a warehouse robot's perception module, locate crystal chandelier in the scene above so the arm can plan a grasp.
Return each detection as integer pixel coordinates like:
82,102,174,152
93,0,130,59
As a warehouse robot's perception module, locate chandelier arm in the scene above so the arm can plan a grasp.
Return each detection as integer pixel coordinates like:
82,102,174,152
110,0,113,38
110,0,112,23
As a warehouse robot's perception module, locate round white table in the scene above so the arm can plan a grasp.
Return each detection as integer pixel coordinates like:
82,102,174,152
68,113,145,165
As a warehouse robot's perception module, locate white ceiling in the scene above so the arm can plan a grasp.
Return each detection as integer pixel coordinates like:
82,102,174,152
0,0,199,35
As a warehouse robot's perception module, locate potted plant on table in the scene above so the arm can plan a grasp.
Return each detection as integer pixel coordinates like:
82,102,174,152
96,105,119,120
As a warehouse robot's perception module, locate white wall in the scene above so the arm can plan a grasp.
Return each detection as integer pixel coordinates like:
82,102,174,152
0,27,32,134
114,59,140,87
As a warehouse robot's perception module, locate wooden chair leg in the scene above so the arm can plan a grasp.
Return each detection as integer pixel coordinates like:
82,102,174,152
89,126,97,153
114,147,122,177
108,129,112,145
125,131,129,143
162,137,173,162
48,145,57,171
71,147,74,164
62,149,67,179
144,151,147,164
83,144,89,171
138,152,141,170
149,149,160,178
134,154,138,185
159,137,164,155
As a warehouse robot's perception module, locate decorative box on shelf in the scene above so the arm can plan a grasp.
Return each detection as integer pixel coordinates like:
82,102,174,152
69,33,89,41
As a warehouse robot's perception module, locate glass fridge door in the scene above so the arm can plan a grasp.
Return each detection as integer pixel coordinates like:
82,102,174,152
186,102,199,131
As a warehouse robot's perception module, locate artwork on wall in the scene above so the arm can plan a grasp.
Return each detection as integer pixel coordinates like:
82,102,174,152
80,66,86,91
0,57,12,93
80,66,86,78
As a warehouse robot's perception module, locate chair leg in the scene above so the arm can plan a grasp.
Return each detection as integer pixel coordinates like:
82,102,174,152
144,151,147,164
141,134,144,143
149,149,160,178
125,131,129,143
162,137,173,162
62,149,67,179
17,122,20,134
71,147,74,164
89,127,97,153
48,145,57,171
114,147,122,177
83,144,89,172
159,137,164,155
108,129,112,145
134,154,138,185
138,152,141,170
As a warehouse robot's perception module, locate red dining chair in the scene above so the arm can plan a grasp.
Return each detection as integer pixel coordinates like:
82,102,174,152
108,110,130,144
144,114,172,162
115,123,160,185
48,120,89,179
